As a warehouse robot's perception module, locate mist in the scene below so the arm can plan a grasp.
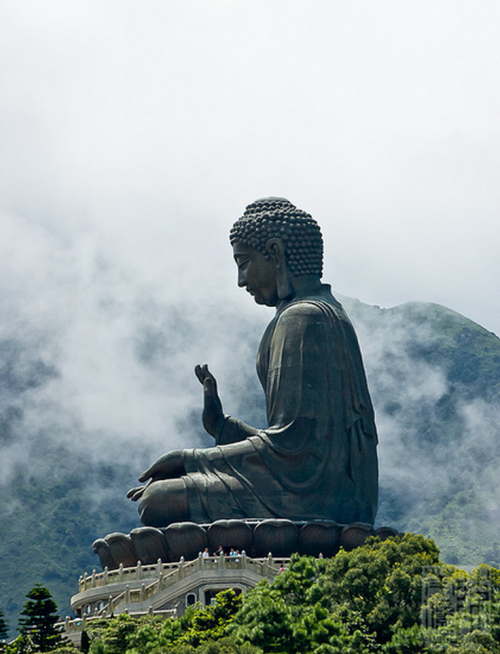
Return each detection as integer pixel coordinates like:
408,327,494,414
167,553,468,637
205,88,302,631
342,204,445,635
0,212,266,478
1,0,500,629
343,297,500,564
1,1,500,329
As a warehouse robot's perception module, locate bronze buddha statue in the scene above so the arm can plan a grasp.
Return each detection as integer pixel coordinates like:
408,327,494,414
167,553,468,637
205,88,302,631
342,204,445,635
127,197,378,528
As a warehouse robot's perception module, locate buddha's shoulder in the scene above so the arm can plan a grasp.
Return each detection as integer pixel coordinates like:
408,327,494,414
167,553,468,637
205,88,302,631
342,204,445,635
278,297,345,322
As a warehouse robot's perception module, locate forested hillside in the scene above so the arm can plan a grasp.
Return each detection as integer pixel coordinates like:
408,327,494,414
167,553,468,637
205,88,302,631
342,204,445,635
343,298,500,568
1,296,499,636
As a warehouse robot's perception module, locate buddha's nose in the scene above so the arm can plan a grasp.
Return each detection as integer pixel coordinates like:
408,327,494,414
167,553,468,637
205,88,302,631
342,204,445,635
238,270,246,287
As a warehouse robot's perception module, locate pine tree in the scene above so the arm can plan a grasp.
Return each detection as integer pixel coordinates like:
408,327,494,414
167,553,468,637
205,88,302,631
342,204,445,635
0,607,9,642
18,585,61,652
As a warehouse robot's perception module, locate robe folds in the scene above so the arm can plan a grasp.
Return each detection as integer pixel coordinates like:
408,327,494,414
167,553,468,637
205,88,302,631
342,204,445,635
182,284,378,525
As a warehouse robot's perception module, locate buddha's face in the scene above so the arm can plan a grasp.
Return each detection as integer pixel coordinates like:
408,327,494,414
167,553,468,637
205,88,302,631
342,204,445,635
233,241,279,306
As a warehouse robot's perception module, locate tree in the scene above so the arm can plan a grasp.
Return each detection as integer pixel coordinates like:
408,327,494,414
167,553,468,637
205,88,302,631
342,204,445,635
0,608,9,642
84,592,247,654
18,585,61,652
67,537,500,654
315,533,441,644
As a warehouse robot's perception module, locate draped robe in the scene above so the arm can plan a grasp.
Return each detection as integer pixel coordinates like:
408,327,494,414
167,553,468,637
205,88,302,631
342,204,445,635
181,284,378,525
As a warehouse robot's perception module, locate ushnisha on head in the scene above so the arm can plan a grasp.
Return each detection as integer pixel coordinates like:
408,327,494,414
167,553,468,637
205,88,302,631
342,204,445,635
230,197,324,278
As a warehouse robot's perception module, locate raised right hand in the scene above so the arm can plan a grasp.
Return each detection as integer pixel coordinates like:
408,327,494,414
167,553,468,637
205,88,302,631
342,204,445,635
194,363,224,437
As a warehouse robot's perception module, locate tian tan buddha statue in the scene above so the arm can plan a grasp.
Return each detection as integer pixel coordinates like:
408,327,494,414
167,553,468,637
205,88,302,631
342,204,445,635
127,197,378,529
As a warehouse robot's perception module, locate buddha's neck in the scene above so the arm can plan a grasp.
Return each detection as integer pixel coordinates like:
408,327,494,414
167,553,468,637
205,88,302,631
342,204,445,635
291,274,323,297
276,275,324,311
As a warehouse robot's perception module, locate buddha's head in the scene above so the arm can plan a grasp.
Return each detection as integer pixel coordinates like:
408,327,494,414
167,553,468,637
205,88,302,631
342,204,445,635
230,198,324,306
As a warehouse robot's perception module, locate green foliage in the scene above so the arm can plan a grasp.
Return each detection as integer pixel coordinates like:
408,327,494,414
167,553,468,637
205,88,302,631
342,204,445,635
49,647,80,654
157,637,261,653
271,553,326,604
316,533,441,644
231,555,355,653
85,590,245,654
4,634,31,654
231,581,296,652
76,536,500,654
0,608,9,642
232,555,369,653
381,623,427,653
233,535,500,653
87,614,144,654
0,438,139,633
17,585,61,652
176,589,243,646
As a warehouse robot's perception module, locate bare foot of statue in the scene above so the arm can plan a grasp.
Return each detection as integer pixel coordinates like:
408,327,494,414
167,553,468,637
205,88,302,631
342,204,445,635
127,450,186,502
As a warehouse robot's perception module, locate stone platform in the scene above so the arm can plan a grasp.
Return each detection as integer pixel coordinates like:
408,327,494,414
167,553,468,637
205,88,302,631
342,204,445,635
93,519,399,570
72,552,288,620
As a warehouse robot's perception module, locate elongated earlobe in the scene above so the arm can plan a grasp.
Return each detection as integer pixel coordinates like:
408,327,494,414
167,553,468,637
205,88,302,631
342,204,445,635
266,238,294,300
276,265,293,299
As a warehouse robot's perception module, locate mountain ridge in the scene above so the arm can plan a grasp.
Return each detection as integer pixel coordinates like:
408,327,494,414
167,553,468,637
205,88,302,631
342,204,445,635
1,296,499,635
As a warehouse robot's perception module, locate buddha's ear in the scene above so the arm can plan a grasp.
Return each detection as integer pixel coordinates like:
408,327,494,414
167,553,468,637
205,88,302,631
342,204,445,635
265,238,293,300
265,238,286,268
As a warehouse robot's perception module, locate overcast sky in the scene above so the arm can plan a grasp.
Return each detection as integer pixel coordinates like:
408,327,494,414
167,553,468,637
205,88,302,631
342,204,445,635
1,0,499,336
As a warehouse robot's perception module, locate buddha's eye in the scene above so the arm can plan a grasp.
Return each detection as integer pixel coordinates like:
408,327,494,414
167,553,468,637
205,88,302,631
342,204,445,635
237,260,249,270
